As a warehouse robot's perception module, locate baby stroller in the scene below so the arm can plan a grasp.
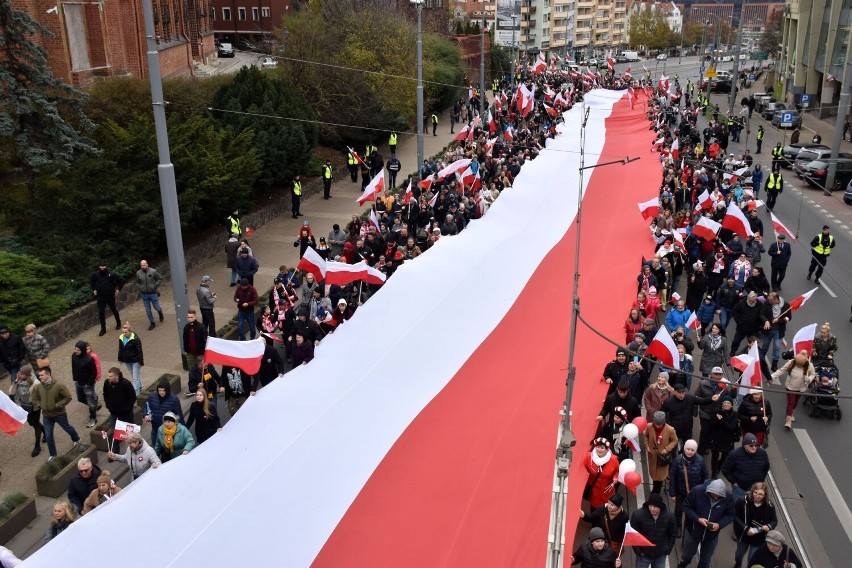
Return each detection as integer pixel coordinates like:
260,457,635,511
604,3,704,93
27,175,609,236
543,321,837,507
804,361,842,420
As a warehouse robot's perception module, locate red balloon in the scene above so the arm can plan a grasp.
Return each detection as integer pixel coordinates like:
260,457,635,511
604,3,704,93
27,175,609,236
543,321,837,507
631,416,648,434
623,471,642,495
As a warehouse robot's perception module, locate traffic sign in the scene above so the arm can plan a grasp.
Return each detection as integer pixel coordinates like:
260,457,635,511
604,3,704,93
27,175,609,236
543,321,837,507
800,93,811,106
700,65,706,73
748,73,756,81
704,66,717,78
780,112,795,127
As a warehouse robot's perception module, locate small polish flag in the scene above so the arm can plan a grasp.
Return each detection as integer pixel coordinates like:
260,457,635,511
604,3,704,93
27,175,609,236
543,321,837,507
671,137,680,160
791,323,817,356
356,170,384,206
770,212,795,240
691,216,721,241
453,124,471,142
731,341,761,396
721,205,754,238
401,179,413,205
637,197,660,220
652,137,665,148
503,124,514,141
645,326,680,369
437,158,471,180
544,103,558,118
369,209,381,231
669,292,681,305
623,521,655,547
361,262,387,285
325,261,370,286
418,175,434,191
624,66,632,78
296,247,327,282
428,192,438,208
642,64,649,73
626,436,642,453
788,287,818,312
0,390,27,436
696,189,713,211
685,311,701,332
204,337,266,375
346,146,366,167
113,419,141,442
672,229,686,252
487,110,496,134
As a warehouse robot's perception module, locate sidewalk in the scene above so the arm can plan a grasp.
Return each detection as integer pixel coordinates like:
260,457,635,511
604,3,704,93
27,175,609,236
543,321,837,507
0,111,457,560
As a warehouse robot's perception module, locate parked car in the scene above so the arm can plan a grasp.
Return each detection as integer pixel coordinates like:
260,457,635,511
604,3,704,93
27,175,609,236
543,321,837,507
771,109,802,129
754,95,776,114
793,148,836,176
588,59,599,67
781,143,829,167
657,53,668,60
800,155,852,191
217,42,234,58
845,179,852,204
260,57,277,69
709,78,732,93
721,55,734,62
763,101,786,119
615,55,628,63
238,40,257,52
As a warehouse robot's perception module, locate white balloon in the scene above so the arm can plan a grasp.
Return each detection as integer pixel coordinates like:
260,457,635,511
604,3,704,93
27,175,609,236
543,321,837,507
623,423,639,440
619,459,637,474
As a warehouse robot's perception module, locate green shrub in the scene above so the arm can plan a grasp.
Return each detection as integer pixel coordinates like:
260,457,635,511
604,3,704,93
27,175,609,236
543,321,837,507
0,492,29,522
34,444,88,482
0,252,71,330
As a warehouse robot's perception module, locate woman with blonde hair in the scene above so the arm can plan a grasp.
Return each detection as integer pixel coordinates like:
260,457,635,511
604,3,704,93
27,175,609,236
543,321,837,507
117,321,144,393
733,481,777,568
82,470,121,514
22,323,50,374
186,387,222,445
771,350,815,429
811,322,838,365
45,500,76,543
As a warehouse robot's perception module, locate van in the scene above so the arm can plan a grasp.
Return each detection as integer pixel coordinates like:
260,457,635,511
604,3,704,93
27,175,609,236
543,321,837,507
619,51,640,62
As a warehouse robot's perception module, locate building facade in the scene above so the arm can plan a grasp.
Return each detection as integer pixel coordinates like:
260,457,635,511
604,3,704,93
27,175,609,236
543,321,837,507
12,0,215,85
516,0,627,60
209,0,292,46
781,0,851,117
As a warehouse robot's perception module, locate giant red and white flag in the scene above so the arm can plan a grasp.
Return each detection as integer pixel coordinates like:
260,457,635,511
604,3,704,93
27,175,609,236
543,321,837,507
23,90,659,568
204,337,265,375
789,287,818,311
0,390,27,436
721,205,754,238
691,216,721,241
296,247,327,282
356,170,384,206
623,521,655,547
770,212,795,240
645,326,680,369
791,323,817,357
637,197,660,220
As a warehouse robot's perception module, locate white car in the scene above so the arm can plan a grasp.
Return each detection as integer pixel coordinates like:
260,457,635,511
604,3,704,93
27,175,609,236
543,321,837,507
721,55,734,62
260,57,277,69
656,53,668,60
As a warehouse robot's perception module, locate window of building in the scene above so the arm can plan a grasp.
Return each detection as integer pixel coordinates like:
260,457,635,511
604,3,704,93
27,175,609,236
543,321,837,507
261,6,270,17
222,6,231,20
252,7,258,19
210,6,215,20
238,7,246,20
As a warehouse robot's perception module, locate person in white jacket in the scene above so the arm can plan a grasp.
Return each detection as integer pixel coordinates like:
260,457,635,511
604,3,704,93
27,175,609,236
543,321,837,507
771,350,815,429
0,545,23,567
107,431,161,480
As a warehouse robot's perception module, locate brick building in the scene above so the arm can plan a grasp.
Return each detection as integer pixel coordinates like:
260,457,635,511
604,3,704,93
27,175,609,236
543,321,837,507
12,0,215,86
209,0,292,46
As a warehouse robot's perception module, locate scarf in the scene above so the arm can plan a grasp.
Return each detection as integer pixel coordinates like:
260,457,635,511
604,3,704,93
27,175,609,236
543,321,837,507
709,334,722,351
162,422,177,453
653,423,665,444
591,450,612,469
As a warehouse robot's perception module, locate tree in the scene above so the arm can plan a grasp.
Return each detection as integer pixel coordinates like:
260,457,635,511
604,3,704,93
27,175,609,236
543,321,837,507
629,9,676,50
759,10,783,56
0,0,98,215
0,252,70,329
211,66,316,189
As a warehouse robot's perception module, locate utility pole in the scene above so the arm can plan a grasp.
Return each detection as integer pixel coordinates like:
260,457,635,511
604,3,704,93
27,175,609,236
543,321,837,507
141,0,190,362
480,0,487,116
825,59,852,194
512,14,518,89
705,20,720,111
729,20,744,115
412,0,424,167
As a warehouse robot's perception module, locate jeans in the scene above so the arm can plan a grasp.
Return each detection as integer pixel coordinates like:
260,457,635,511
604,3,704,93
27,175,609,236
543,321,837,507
230,268,239,285
42,413,80,457
718,307,733,330
635,553,667,568
735,539,759,567
760,329,782,362
141,292,163,323
74,382,99,421
681,530,720,568
125,362,142,394
237,311,256,340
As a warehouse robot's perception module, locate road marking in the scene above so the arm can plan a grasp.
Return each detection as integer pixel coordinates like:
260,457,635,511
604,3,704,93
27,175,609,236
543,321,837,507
819,280,838,297
793,428,852,544
825,214,835,219
841,225,849,230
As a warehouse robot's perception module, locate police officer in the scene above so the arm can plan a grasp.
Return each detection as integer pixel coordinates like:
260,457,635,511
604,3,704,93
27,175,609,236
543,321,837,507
291,175,302,218
388,131,398,157
431,112,439,136
755,125,765,153
322,160,333,200
807,225,835,285
386,155,401,189
764,167,783,210
346,149,358,183
226,209,241,237
771,142,784,171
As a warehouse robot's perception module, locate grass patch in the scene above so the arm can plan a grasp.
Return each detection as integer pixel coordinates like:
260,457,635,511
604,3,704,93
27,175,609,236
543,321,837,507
0,492,29,522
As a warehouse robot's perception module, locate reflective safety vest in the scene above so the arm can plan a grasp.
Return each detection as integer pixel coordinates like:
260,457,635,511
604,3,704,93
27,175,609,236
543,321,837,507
323,165,332,179
813,234,835,255
347,152,357,165
227,215,241,236
293,181,302,196
365,145,376,157
756,128,765,140
388,133,397,146
766,173,782,190
772,146,783,159
431,113,438,124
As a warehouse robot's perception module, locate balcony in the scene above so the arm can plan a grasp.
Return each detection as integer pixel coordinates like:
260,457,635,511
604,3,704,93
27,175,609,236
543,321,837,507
521,4,537,14
520,32,537,42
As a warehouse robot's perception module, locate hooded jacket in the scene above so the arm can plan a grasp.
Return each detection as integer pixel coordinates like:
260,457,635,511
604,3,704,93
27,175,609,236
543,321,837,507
683,481,736,542
117,332,144,365
71,341,97,386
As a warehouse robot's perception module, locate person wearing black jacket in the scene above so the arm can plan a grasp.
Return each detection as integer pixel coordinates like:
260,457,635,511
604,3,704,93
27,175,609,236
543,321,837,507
90,263,125,336
602,349,630,395
767,233,791,291
731,292,763,355
187,357,224,406
722,434,771,500
569,527,620,568
255,344,285,387
668,440,710,538
733,482,778,568
630,493,677,568
662,384,721,445
581,494,628,552
67,458,101,515
747,529,801,568
71,341,99,428
0,325,27,382
182,310,208,360
597,380,642,423
758,292,791,372
117,323,144,394
222,365,259,417
103,367,137,453
738,390,772,447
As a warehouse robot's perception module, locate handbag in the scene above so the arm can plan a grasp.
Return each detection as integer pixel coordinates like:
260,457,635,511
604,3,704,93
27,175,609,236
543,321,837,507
657,452,673,466
36,357,50,369
583,470,603,501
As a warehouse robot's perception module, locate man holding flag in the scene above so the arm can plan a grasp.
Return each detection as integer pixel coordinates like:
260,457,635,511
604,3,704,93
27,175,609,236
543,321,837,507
629,493,677,568
758,292,791,372
767,232,791,291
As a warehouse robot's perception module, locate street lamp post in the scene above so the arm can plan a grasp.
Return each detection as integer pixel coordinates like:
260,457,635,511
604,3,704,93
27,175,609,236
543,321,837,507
825,58,852,194
480,0,487,116
412,0,424,167
511,14,518,89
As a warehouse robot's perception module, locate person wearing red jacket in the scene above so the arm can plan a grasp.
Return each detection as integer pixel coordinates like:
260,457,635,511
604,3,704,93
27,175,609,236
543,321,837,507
581,438,620,510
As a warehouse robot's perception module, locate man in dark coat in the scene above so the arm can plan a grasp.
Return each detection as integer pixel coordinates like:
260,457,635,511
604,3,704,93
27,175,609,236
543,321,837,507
721,433,770,499
731,292,763,354
182,309,208,359
90,263,125,336
662,384,720,445
255,344,285,388
598,380,642,423
766,233,791,291
601,348,630,395
67,457,101,514
103,367,137,453
0,325,27,381
630,493,677,568
758,292,791,371
71,341,99,428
